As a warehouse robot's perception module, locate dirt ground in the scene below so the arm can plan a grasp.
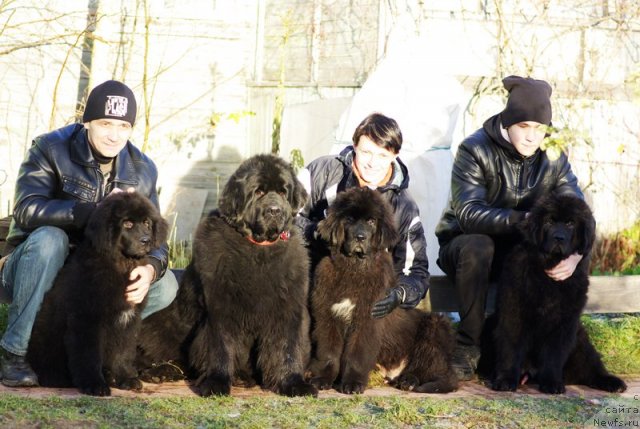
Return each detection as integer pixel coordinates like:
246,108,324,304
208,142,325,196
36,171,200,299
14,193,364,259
1,377,637,400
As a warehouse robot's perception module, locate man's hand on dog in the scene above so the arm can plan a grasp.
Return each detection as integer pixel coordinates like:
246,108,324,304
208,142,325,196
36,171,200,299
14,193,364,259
545,253,583,281
126,264,155,304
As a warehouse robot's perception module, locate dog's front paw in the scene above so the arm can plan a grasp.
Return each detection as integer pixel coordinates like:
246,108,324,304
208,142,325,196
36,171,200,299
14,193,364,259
116,377,143,391
197,375,231,397
79,382,111,397
490,375,518,392
389,373,419,391
279,380,318,397
337,380,366,394
538,380,565,394
310,376,335,390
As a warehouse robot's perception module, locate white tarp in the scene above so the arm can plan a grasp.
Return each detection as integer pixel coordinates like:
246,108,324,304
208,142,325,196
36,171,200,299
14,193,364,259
280,46,464,275
332,50,464,275
279,97,353,167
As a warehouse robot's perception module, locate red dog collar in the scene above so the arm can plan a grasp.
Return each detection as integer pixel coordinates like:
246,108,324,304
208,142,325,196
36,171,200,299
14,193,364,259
246,230,290,246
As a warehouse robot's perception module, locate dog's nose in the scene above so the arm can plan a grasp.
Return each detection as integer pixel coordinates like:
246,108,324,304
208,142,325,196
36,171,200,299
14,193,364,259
140,236,151,246
355,233,366,242
553,233,565,242
266,206,281,217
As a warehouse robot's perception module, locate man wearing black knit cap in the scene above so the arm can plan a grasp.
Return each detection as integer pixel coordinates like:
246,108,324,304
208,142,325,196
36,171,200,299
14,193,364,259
435,75,584,381
0,80,178,387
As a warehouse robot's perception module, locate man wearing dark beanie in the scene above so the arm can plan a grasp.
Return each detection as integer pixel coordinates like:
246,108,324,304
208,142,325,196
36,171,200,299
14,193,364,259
0,80,178,387
435,75,584,381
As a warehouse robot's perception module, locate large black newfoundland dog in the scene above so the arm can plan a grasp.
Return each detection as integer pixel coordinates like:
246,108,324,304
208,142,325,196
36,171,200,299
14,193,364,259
136,154,318,397
481,194,626,394
27,192,168,396
307,187,457,394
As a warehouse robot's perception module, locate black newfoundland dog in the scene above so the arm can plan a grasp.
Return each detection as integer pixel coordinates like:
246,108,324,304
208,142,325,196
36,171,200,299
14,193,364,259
307,187,457,394
136,154,318,397
481,194,627,394
27,192,168,396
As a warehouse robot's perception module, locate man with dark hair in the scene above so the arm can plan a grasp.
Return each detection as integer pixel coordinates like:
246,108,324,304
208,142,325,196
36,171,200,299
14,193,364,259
0,80,178,387
435,76,584,381
296,112,430,317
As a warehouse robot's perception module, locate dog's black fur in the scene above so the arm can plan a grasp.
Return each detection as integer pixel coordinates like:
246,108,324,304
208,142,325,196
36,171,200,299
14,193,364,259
27,192,168,396
479,194,627,394
307,187,457,394
136,154,318,397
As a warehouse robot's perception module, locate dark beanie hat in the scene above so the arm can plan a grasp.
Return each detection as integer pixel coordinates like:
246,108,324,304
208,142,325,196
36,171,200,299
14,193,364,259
82,80,137,126
500,75,552,128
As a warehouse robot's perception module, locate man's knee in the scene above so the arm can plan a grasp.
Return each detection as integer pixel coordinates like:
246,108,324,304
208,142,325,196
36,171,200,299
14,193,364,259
142,270,178,319
459,234,495,266
25,226,69,265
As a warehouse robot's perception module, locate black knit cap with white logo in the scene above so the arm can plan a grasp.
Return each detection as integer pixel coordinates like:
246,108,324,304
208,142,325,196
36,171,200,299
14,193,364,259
500,75,552,128
82,80,137,126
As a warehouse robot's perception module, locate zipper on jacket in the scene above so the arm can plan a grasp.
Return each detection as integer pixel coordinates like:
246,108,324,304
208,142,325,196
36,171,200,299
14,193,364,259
514,159,524,206
94,165,107,201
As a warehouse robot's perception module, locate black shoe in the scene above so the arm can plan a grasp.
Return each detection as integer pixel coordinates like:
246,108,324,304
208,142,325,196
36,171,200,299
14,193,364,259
1,349,39,387
451,343,480,381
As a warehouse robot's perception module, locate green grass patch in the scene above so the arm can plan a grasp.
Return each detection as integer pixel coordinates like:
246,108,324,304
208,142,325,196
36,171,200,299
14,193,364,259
581,314,640,375
0,394,633,428
0,308,636,427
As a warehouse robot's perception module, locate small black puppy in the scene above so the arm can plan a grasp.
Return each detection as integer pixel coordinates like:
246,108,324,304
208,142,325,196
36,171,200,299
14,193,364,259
27,192,168,396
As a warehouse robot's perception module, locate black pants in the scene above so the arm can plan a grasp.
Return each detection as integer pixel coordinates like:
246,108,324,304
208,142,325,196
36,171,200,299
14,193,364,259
437,234,516,347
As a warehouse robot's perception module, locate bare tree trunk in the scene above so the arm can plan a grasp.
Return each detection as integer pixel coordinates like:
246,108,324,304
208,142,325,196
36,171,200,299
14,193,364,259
75,0,100,122
142,0,150,152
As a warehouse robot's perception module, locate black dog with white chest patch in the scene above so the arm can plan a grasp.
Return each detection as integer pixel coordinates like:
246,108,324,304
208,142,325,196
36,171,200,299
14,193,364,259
308,187,457,394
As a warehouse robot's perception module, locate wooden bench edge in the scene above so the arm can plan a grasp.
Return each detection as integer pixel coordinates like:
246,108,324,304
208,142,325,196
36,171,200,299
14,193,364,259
424,275,640,314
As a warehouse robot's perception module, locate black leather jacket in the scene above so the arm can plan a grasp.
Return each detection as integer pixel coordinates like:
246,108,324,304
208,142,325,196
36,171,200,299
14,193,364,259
6,123,168,278
435,114,583,246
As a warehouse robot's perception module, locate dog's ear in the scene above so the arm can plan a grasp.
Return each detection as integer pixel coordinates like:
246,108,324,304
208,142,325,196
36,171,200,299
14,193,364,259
517,211,540,246
317,213,344,248
218,174,246,222
84,200,116,254
288,174,309,212
151,208,169,248
374,208,399,250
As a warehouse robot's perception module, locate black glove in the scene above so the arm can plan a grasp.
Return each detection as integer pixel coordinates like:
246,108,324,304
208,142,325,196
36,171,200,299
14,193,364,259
371,287,406,319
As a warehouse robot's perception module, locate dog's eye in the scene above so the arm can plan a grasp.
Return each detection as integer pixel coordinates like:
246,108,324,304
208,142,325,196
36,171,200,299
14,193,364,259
565,221,575,228
143,219,152,228
367,218,376,226
123,220,134,229
255,190,265,197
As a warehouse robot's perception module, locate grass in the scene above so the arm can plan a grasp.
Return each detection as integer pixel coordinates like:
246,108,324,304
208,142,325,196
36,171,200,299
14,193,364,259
167,218,192,270
581,314,640,375
0,393,634,428
0,304,637,427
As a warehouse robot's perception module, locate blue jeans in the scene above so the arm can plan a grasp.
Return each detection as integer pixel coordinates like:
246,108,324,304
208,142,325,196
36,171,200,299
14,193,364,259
1,226,178,356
